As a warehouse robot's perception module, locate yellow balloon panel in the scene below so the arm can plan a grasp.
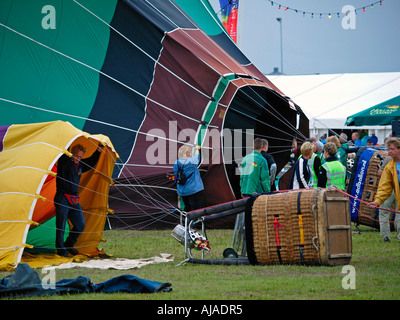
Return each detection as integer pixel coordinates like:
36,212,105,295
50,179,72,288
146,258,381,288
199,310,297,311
0,121,117,270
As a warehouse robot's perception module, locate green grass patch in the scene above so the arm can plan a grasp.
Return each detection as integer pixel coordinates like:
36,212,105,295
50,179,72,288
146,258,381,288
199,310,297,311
1,225,399,300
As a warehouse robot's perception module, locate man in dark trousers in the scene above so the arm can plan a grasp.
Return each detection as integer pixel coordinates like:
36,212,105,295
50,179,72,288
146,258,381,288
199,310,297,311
261,139,277,191
54,143,103,257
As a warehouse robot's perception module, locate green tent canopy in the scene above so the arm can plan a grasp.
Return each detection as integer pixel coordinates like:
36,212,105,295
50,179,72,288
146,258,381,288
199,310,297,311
346,95,400,126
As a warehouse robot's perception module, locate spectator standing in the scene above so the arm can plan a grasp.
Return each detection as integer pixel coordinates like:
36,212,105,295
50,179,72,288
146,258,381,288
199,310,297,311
240,138,270,197
317,142,346,190
367,138,400,242
261,139,277,191
289,142,313,189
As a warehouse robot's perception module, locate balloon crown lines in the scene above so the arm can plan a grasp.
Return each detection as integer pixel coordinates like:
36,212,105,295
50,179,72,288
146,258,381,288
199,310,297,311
266,0,384,19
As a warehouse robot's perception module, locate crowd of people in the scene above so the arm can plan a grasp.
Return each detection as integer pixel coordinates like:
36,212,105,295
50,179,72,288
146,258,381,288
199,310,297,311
56,130,398,258
172,134,353,213
171,131,400,244
237,135,349,198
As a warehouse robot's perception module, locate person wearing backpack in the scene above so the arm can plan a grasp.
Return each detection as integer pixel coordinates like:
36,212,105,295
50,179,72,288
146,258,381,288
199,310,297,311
173,144,204,212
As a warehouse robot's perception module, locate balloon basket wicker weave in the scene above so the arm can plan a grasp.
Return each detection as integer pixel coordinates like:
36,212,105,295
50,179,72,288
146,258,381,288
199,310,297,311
246,189,352,266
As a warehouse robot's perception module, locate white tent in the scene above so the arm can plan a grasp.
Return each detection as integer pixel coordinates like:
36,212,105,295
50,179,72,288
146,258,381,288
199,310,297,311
269,72,400,143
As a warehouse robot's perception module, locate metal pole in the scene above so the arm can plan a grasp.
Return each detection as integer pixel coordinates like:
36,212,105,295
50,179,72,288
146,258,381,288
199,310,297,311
276,17,283,74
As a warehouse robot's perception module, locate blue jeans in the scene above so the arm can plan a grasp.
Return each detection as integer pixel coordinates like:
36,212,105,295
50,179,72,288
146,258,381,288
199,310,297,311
54,192,85,256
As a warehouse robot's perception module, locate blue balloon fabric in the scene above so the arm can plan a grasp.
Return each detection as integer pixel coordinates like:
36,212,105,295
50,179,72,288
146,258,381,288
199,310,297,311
0,263,172,298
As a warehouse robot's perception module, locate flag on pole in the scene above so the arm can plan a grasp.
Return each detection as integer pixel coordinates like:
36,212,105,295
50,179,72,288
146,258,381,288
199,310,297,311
219,0,239,43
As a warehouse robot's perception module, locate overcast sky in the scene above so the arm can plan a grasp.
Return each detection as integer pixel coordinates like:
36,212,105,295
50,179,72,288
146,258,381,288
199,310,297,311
208,0,400,75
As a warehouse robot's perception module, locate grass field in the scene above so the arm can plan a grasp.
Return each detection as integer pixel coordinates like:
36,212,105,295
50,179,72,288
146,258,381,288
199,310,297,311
1,224,399,301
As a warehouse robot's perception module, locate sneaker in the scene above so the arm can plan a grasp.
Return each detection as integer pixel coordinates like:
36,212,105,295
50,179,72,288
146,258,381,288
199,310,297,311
383,236,391,242
57,250,68,257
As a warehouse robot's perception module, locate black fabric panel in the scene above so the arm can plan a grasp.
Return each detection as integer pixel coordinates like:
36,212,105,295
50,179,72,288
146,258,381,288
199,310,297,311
83,0,166,167
125,0,197,31
223,86,303,195
84,0,206,171
209,33,251,66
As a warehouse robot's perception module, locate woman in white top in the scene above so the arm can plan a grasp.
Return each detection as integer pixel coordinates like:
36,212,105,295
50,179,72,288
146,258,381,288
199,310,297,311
289,142,313,189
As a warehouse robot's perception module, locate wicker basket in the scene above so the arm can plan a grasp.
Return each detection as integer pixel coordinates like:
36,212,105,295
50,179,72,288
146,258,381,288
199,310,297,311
246,189,352,266
354,150,395,229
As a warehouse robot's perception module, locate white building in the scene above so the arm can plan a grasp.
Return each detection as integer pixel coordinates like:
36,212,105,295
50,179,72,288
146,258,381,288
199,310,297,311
269,72,400,144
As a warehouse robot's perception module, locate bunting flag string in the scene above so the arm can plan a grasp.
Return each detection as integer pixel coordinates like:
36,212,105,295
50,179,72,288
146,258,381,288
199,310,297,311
266,0,384,19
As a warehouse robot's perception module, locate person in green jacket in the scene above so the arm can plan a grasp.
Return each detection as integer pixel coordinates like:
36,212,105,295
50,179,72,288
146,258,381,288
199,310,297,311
315,141,326,165
240,138,270,197
326,135,347,169
317,142,346,190
339,132,349,152
308,142,322,188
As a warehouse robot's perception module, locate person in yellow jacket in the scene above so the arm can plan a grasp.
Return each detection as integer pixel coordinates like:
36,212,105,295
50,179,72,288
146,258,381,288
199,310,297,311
368,137,400,242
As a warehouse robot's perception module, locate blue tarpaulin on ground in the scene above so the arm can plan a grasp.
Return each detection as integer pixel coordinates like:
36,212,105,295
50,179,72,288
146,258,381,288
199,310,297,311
0,263,172,298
